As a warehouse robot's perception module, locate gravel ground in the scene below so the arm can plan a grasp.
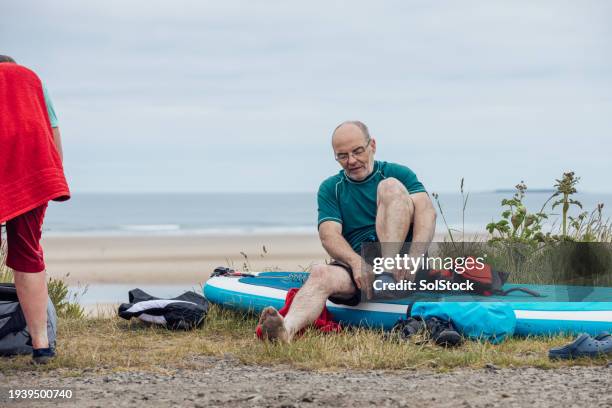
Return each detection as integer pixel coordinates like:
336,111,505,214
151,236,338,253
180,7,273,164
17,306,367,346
1,356,610,408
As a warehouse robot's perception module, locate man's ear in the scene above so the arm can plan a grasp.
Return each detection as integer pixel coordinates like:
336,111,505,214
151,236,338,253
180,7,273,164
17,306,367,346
370,138,376,154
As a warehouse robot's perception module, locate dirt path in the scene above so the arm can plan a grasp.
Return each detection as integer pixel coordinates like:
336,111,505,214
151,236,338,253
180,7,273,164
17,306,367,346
1,356,610,408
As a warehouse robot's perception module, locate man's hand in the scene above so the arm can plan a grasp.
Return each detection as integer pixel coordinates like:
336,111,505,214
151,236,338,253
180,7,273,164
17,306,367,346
391,264,421,284
319,220,374,297
351,259,375,300
392,266,411,283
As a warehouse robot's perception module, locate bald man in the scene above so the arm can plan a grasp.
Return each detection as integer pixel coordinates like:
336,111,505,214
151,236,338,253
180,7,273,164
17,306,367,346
259,121,436,342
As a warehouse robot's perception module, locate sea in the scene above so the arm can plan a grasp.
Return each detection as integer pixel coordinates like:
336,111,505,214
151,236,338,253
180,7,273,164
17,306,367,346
43,191,612,237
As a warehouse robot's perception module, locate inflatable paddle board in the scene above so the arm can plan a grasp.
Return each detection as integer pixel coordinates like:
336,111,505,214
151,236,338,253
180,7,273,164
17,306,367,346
204,271,612,336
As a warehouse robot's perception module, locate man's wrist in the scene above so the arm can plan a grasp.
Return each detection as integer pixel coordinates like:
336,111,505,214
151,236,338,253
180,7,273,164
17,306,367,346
349,257,364,272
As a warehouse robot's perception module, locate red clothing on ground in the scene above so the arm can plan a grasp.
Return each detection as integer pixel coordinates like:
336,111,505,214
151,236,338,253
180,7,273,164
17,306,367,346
0,63,70,224
256,288,342,340
1,204,48,272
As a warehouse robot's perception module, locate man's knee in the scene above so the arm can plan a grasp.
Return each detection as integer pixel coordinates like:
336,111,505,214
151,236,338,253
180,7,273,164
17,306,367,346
309,264,329,281
307,264,351,295
377,178,413,209
308,264,330,288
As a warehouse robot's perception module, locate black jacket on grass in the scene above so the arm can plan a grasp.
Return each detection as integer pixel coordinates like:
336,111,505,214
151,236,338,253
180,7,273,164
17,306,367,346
118,289,208,330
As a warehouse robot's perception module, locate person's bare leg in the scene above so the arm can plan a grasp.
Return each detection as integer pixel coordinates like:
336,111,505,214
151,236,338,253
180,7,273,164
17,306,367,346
259,264,355,342
376,178,415,278
13,271,49,349
376,177,414,253
376,177,414,281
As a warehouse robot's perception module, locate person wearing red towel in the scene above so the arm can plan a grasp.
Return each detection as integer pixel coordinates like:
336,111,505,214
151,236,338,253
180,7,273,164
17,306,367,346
259,121,437,342
0,55,70,363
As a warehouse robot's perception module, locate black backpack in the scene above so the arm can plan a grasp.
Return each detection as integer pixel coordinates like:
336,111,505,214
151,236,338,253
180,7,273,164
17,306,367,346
0,283,57,355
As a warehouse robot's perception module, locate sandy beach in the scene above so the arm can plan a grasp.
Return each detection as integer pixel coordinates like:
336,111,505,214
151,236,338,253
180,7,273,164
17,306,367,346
42,234,328,285
42,232,459,286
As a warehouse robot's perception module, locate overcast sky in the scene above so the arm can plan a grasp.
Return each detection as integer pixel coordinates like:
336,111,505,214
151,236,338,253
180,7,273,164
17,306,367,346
3,0,611,193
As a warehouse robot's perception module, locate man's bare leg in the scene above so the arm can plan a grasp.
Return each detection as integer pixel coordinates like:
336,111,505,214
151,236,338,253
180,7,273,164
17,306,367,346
259,264,355,342
13,271,49,349
376,177,414,251
375,178,415,278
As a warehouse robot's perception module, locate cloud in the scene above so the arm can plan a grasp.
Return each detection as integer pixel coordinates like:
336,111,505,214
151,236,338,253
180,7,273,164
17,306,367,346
3,0,611,192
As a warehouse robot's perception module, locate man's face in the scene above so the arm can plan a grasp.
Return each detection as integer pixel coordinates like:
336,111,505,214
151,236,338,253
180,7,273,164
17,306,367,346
332,124,376,181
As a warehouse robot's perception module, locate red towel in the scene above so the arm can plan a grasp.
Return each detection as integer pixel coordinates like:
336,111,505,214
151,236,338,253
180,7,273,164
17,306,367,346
256,288,342,340
0,64,70,223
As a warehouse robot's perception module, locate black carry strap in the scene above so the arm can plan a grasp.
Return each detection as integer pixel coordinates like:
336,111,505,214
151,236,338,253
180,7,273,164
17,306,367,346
496,287,542,297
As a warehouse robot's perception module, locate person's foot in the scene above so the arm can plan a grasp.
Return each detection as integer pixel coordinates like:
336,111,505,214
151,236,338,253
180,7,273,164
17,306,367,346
32,346,56,365
258,307,289,342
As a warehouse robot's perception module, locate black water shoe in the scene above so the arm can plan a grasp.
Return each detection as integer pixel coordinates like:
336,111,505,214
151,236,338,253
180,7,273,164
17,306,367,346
32,347,55,365
391,317,427,340
425,317,463,347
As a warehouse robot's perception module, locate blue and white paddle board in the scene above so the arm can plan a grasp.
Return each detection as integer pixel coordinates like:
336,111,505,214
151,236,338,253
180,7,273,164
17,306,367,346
204,271,612,336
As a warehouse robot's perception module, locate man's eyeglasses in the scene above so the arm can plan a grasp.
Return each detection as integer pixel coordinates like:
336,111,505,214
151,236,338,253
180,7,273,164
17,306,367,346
334,139,371,162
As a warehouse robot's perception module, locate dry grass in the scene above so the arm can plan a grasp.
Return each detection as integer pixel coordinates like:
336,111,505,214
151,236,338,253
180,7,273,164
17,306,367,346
0,305,608,374
0,239,13,283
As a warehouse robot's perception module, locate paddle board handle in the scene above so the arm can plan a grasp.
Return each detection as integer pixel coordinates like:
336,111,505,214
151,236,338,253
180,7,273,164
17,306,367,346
211,266,256,278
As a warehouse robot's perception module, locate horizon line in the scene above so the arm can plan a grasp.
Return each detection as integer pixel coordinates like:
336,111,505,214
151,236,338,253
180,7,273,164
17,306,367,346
64,190,612,195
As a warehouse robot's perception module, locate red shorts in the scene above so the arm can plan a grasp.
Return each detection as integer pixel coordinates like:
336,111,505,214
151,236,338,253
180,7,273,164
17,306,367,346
1,204,48,273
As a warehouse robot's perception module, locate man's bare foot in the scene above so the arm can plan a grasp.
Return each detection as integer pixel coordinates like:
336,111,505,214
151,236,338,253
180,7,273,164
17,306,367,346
258,307,289,342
